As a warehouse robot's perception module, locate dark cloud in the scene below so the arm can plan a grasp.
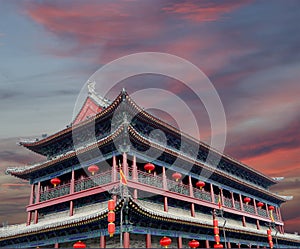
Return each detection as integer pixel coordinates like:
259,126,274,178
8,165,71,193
226,116,300,159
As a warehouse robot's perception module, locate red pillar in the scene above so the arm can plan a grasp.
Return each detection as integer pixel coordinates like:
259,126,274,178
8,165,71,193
177,236,182,248
253,199,258,215
36,181,41,203
70,169,75,194
220,188,224,206
242,216,246,227
265,204,270,218
256,219,260,230
34,210,38,224
188,176,194,197
164,196,168,212
231,192,235,209
146,234,151,248
278,206,282,221
238,243,241,248
191,203,195,217
205,239,210,248
112,155,117,182
162,166,167,190
227,241,231,248
210,183,215,203
132,155,138,181
100,235,106,248
26,211,32,226
54,242,59,248
123,152,128,177
123,232,130,248
132,155,138,200
29,184,35,205
69,200,74,216
239,194,244,211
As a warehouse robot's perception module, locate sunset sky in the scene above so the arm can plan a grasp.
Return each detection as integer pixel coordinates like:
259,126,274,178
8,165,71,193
0,1,299,233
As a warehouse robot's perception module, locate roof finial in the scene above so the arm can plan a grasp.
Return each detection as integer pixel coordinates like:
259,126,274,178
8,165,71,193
87,80,96,95
122,87,126,93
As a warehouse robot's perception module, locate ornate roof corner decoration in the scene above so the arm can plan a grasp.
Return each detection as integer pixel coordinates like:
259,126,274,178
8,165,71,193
272,177,285,181
87,80,111,108
277,195,293,201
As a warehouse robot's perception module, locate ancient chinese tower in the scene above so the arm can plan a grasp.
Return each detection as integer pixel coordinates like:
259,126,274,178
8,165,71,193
2,84,300,248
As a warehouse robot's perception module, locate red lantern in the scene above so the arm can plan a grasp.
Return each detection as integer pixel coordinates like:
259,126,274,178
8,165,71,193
73,241,86,248
213,219,218,227
108,222,115,237
257,202,264,208
214,244,224,248
269,241,274,249
172,172,182,182
50,178,61,187
214,227,219,235
188,239,200,248
268,205,275,211
144,163,155,173
160,236,172,248
243,197,251,205
108,199,115,211
214,235,220,243
108,211,115,223
87,165,99,175
196,181,205,189
267,229,272,235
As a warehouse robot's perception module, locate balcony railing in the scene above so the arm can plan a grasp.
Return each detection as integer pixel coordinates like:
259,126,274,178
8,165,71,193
40,183,71,202
36,167,280,222
74,171,112,192
193,188,211,202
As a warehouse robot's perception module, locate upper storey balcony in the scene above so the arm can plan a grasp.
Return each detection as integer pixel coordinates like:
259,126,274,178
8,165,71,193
29,160,282,225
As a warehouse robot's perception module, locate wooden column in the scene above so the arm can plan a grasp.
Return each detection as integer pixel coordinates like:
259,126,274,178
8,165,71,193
277,206,282,221
36,181,41,203
188,175,194,197
132,155,138,181
220,188,224,206
242,216,246,227
164,197,168,212
231,192,235,209
122,152,128,177
54,242,59,248
239,194,244,211
191,203,195,217
237,243,241,248
70,169,75,194
29,184,35,205
227,241,231,248
256,219,260,230
253,199,258,215
210,183,215,203
70,169,75,216
112,155,117,182
265,204,270,218
69,201,74,216
177,236,182,248
132,155,138,200
162,166,167,190
100,235,106,248
26,211,32,226
146,234,151,248
205,239,210,248
34,210,38,224
123,232,130,248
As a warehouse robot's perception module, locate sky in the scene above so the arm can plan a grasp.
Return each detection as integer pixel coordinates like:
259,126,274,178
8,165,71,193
0,0,299,233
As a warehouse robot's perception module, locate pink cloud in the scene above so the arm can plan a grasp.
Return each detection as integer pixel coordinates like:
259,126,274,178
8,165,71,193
163,1,250,22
